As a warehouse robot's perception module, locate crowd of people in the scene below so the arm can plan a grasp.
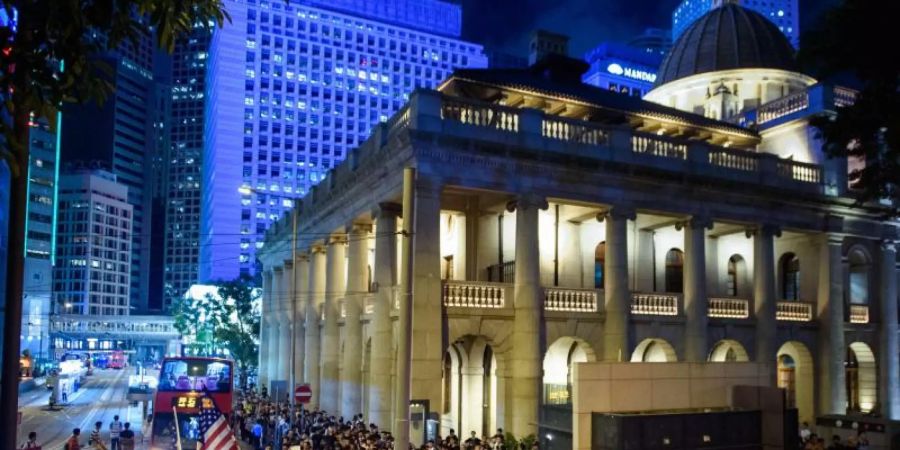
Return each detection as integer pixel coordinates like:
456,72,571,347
232,389,531,450
798,422,871,450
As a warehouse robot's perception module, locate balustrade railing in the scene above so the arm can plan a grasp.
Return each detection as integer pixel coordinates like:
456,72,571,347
441,97,519,132
849,304,870,324
442,280,506,308
709,148,758,172
776,159,822,183
708,298,750,319
776,301,814,322
542,117,608,145
833,86,858,108
631,134,687,159
544,288,599,312
631,293,679,316
758,91,810,124
386,106,410,136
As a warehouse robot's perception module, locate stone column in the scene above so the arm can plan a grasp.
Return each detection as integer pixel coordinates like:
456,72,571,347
370,203,399,428
683,217,710,362
752,225,778,364
259,270,273,388
293,254,309,387
507,195,547,438
305,245,327,409
272,267,285,381
342,222,371,418
603,207,634,362
880,240,899,419
817,235,845,414
321,233,347,414
282,259,295,386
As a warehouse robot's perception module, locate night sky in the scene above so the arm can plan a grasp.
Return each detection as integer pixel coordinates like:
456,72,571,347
458,0,841,58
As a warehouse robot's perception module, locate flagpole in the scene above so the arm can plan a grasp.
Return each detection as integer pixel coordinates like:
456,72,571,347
172,406,183,450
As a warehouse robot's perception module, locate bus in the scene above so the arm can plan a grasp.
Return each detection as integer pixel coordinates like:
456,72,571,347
149,357,234,449
108,350,126,369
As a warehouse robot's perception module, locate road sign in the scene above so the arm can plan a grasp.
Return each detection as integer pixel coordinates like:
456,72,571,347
294,384,312,403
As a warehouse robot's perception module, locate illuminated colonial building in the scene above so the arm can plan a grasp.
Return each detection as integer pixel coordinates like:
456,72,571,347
258,3,896,447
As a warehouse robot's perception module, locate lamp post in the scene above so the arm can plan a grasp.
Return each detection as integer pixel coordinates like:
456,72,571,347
238,185,300,402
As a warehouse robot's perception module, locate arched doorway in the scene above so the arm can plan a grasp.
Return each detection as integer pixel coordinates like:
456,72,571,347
441,336,500,438
726,255,748,297
665,249,684,293
778,253,800,300
777,341,814,425
708,340,749,362
631,338,678,362
543,337,598,405
847,342,877,413
594,242,606,289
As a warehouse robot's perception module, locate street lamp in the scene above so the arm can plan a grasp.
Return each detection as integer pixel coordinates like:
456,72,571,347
238,185,300,404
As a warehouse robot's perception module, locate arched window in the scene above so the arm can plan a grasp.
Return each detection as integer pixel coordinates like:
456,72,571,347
848,250,870,305
780,253,800,300
727,254,747,297
594,241,606,289
665,248,684,293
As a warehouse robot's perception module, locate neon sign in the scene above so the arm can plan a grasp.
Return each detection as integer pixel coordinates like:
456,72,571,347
607,63,657,83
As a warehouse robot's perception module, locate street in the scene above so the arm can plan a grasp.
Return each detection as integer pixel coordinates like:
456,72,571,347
18,368,149,449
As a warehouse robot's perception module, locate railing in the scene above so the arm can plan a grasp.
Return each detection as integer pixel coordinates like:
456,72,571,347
441,97,519,132
442,280,506,308
631,293,679,316
631,134,687,159
833,86,858,108
50,314,179,336
758,90,810,124
542,116,608,146
776,159,822,183
487,261,515,283
709,148,758,172
386,105,410,136
849,304,870,324
708,298,750,319
544,288,599,312
776,301,814,322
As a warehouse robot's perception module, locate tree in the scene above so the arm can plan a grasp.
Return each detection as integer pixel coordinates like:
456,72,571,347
0,1,228,444
172,278,261,389
798,0,900,211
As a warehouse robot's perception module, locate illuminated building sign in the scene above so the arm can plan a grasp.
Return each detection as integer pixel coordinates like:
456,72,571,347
606,63,657,83
172,396,213,409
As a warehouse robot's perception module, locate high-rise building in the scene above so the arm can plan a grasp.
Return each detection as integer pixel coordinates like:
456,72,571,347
582,42,663,98
672,0,798,48
626,28,672,57
19,121,61,361
61,30,159,313
53,170,133,317
161,27,212,310
199,0,487,282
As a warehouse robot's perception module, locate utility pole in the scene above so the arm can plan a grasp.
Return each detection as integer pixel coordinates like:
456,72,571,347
395,167,416,450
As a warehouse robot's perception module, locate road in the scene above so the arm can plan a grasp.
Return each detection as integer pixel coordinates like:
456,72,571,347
18,368,150,449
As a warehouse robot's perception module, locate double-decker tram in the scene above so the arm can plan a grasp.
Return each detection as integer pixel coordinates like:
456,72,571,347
148,356,234,449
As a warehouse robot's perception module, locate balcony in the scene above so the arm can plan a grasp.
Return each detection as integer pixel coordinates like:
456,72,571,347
544,287,600,312
849,304,870,324
776,301,814,322
708,297,750,319
631,293,679,316
442,280,506,308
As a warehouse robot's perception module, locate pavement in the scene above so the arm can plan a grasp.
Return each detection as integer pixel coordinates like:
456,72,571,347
18,368,150,449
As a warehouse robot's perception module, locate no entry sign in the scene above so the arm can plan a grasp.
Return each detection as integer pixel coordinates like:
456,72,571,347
295,384,312,403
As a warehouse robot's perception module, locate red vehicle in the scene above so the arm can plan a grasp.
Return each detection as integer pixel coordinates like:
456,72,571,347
149,357,234,449
108,350,126,369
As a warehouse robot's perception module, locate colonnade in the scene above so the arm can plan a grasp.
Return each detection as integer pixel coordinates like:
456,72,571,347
259,187,900,437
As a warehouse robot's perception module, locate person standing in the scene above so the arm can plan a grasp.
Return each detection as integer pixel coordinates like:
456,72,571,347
66,428,82,450
20,431,39,450
109,415,123,450
118,423,135,450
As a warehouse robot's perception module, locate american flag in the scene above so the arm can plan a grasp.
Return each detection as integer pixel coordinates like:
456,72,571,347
198,397,239,450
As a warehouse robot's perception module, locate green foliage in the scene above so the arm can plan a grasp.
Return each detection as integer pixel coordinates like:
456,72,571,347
172,277,261,386
798,0,900,212
503,432,537,450
0,0,229,174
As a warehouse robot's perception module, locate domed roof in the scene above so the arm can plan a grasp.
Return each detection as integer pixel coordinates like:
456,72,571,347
656,3,796,86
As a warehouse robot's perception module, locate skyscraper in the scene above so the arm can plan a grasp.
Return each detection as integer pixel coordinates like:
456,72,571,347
199,0,487,282
61,29,159,313
671,0,799,48
53,170,133,318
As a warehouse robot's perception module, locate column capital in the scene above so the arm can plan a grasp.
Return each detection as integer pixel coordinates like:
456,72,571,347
881,240,897,253
347,221,374,234
328,233,348,246
310,243,327,254
374,201,402,218
506,194,548,213
273,265,285,273
283,259,293,269
295,252,310,262
745,224,782,238
687,215,714,230
597,206,636,222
